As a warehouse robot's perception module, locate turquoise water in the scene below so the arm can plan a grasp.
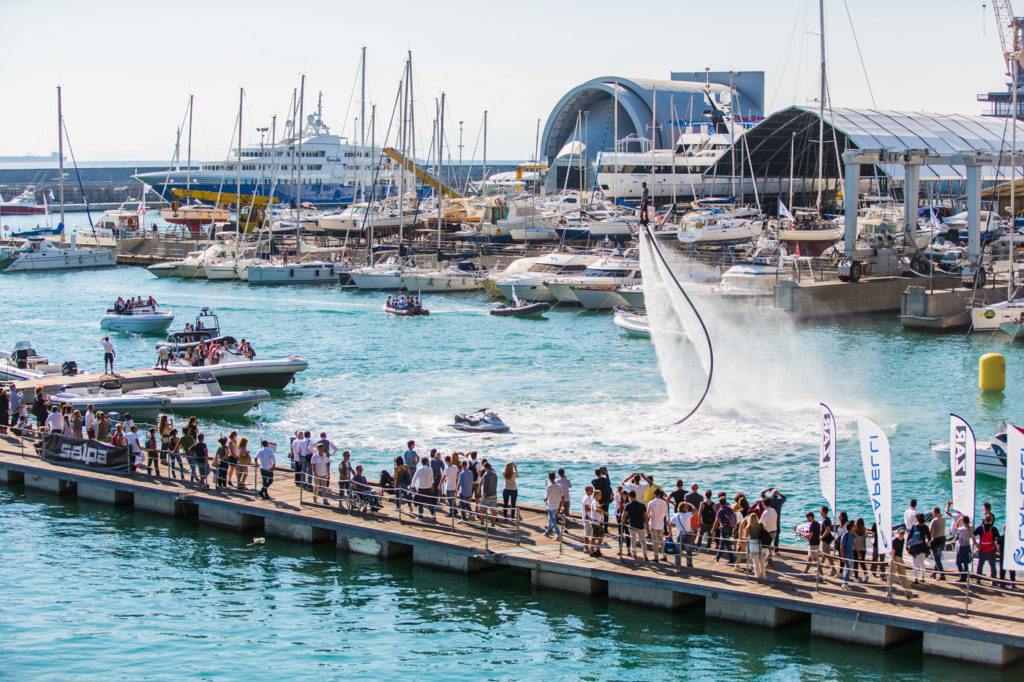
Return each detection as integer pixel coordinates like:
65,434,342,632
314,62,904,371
1,486,1019,680
1,250,1023,677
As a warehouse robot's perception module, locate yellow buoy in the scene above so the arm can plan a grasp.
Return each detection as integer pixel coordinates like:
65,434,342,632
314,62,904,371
979,353,1006,393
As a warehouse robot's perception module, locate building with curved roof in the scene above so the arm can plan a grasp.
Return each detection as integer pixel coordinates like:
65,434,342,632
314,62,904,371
540,72,764,190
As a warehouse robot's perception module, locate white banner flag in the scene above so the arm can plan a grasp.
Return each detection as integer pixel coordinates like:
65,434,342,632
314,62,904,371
819,403,837,513
857,417,893,556
949,414,976,524
1004,425,1024,572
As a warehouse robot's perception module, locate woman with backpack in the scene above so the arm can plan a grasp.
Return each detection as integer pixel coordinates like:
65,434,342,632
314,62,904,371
711,495,737,564
906,513,932,583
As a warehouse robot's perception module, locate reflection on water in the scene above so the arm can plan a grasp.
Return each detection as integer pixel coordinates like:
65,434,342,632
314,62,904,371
1,488,1021,679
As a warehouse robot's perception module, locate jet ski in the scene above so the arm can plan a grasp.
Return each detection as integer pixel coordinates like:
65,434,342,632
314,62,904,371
451,409,510,433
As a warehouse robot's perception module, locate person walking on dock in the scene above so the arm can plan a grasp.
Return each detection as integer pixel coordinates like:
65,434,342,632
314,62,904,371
929,507,947,581
953,514,973,582
411,456,435,519
543,471,564,540
819,506,837,576
101,336,115,373
647,488,670,563
457,461,474,521
395,456,413,512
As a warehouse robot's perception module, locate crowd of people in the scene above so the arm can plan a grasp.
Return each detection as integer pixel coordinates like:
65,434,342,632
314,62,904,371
384,294,425,313
112,296,158,314
165,338,256,368
5,399,1020,596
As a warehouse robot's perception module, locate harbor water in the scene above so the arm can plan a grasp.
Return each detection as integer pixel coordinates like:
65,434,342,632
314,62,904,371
1,257,1022,678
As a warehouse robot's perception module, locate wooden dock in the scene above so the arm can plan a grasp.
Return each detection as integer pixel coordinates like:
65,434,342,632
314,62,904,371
13,367,211,395
2,433,1023,668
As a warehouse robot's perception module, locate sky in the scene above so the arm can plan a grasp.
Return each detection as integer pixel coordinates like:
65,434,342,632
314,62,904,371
0,0,1010,163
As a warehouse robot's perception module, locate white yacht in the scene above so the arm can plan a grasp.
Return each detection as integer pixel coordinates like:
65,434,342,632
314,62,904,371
716,250,812,301
399,261,486,293
546,253,642,304
248,259,345,284
971,295,1024,332
616,283,645,309
494,252,599,302
676,205,763,245
100,301,174,334
350,255,416,291
0,235,115,272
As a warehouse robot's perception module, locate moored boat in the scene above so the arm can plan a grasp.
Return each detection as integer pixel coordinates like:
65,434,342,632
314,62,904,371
612,308,651,338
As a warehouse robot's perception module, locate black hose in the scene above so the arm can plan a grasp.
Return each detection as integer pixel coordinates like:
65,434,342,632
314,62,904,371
643,224,714,425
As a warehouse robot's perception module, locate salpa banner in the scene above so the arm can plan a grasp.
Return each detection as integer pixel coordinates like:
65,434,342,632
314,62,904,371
857,417,893,556
42,433,130,472
1004,425,1024,572
949,414,976,523
819,403,837,513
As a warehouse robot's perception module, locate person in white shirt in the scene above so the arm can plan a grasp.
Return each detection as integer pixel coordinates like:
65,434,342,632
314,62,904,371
310,443,330,503
84,404,96,438
556,469,572,518
903,499,919,531
121,413,135,433
44,406,63,433
759,505,779,561
670,502,697,568
589,489,607,557
646,489,670,562
254,440,275,499
543,472,564,539
441,455,459,518
582,487,595,554
289,430,304,486
125,425,143,474
410,457,436,519
101,336,115,373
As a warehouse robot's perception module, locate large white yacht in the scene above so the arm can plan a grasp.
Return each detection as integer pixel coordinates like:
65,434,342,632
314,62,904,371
494,252,599,302
545,252,642,304
676,204,763,245
400,261,486,293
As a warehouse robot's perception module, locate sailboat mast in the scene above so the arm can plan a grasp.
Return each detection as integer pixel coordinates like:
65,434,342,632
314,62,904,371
360,46,366,202
482,110,488,191
613,82,618,202
297,75,305,243
1011,56,1018,295
237,88,243,232
187,95,193,195
438,91,445,252
57,85,65,228
817,0,826,212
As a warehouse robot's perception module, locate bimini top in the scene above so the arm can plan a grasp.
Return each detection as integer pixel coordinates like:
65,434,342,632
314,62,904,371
710,105,1024,181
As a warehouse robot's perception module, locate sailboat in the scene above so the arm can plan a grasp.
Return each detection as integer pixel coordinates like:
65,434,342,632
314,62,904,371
0,88,116,273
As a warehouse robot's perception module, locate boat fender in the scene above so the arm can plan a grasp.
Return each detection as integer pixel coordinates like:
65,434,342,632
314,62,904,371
495,228,501,235
290,268,295,277
979,353,1005,393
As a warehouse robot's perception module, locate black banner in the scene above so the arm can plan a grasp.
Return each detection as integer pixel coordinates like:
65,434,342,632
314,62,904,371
42,433,130,472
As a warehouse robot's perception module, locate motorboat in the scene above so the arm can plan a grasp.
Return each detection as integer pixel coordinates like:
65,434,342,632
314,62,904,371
451,409,510,433
100,299,174,334
0,341,69,381
616,283,645,308
0,188,46,215
494,252,599,302
382,294,429,316
490,286,550,317
128,373,270,417
482,256,543,297
716,248,813,301
931,425,1009,479
676,206,763,245
162,307,223,345
571,284,628,310
545,252,642,304
399,261,486,293
612,308,651,338
147,261,180,278
52,381,168,422
0,235,115,272
159,203,231,235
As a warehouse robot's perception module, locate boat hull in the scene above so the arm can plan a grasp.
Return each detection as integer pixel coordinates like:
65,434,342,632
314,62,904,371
572,286,627,310
399,274,484,292
351,271,404,290
4,249,116,272
167,358,308,390
100,313,175,334
489,302,550,318
163,390,270,417
247,264,339,284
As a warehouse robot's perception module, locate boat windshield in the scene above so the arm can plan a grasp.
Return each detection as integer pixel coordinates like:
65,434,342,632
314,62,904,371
528,263,588,273
582,268,632,277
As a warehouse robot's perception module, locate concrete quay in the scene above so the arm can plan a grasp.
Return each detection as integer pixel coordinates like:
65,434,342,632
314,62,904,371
2,435,1024,668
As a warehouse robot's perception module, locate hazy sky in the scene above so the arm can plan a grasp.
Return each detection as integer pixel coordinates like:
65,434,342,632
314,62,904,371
0,0,1008,162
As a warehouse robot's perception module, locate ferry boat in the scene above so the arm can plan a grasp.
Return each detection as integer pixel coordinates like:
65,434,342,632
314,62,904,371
135,99,405,208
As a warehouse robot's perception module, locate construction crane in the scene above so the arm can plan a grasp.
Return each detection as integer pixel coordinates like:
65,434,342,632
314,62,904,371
170,189,279,232
992,1,1024,73
382,147,462,199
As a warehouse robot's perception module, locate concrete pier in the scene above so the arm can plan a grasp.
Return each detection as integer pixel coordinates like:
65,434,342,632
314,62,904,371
923,632,1024,667
704,593,807,628
77,481,133,506
811,613,917,648
3,438,1024,669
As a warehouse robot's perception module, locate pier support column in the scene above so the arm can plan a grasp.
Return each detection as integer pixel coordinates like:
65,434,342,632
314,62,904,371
811,613,918,649
923,632,1024,667
23,471,76,495
843,160,860,258
531,568,607,596
336,531,411,558
264,517,332,544
0,466,24,484
134,492,195,517
77,482,133,507
412,545,496,574
197,503,263,532
607,581,701,611
704,593,806,628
